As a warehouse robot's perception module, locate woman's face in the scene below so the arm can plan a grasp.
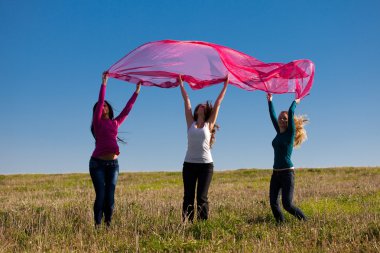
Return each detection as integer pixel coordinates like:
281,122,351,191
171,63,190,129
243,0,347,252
196,104,206,118
102,103,109,118
278,111,288,130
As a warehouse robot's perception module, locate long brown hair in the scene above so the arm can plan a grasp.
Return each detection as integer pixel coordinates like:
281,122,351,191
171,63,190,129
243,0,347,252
193,101,219,148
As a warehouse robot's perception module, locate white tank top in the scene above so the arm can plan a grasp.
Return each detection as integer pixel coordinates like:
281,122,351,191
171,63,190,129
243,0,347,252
184,122,213,163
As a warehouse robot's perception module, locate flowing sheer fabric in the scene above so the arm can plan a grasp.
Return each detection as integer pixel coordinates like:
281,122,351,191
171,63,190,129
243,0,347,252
108,40,314,99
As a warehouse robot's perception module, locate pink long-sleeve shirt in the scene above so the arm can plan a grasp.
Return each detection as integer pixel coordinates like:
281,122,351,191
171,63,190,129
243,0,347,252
92,84,138,158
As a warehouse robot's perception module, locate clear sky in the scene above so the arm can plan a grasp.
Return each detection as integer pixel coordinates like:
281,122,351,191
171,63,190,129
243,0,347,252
1,0,379,174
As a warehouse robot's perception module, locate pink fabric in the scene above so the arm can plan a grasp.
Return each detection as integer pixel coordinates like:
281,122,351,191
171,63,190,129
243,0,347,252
108,40,314,99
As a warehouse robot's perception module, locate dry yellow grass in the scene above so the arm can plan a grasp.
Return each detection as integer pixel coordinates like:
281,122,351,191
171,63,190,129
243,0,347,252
0,167,379,252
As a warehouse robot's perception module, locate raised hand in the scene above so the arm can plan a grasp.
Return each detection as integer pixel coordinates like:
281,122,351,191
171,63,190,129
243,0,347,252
102,71,109,85
267,93,272,102
136,81,142,94
178,75,184,87
224,75,229,87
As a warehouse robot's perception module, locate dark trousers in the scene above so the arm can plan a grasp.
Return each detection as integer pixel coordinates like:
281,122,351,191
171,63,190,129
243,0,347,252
269,170,307,223
89,157,119,226
182,162,214,221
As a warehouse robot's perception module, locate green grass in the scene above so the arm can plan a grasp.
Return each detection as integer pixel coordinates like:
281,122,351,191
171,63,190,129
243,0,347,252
0,167,379,252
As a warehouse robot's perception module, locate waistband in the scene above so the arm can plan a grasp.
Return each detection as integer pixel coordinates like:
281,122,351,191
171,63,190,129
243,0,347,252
272,167,294,173
90,156,118,164
274,167,294,171
183,162,214,166
183,162,214,169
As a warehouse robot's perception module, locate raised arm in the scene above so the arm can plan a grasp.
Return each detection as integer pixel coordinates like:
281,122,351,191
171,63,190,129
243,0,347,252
93,72,108,124
287,99,299,133
207,76,229,130
267,93,280,133
114,82,141,126
179,75,194,129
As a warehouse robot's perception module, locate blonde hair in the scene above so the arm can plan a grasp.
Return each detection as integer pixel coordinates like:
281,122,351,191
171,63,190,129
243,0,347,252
293,115,309,148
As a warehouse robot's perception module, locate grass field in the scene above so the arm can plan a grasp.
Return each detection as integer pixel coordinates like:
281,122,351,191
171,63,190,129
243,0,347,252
0,167,379,252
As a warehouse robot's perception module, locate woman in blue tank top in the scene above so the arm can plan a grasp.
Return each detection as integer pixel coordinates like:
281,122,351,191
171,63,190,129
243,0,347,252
179,75,228,222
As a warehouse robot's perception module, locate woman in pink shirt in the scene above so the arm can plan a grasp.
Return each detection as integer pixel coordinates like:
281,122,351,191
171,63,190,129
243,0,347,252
90,72,141,227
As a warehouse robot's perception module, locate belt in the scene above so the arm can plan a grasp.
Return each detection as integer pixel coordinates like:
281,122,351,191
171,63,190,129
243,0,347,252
273,168,294,174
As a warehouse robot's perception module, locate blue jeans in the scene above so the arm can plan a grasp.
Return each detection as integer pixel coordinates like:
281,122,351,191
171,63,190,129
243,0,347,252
89,157,119,225
269,170,307,223
182,162,214,221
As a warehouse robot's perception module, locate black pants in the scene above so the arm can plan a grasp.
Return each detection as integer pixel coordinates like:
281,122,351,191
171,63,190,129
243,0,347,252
182,162,214,221
269,170,307,223
89,157,119,226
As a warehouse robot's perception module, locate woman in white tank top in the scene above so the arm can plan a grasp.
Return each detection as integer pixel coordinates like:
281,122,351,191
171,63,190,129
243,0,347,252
179,75,228,222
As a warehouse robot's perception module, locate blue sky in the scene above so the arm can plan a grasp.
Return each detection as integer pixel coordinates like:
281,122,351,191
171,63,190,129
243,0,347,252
1,0,379,174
